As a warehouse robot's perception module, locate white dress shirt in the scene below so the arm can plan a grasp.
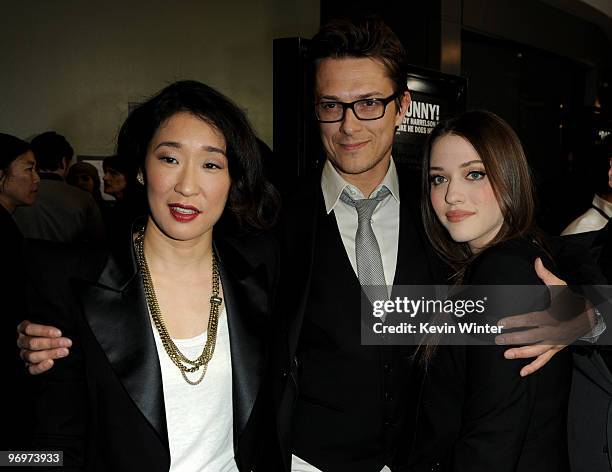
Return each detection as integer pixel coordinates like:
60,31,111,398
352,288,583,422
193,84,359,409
291,158,400,472
562,194,612,235
321,158,400,285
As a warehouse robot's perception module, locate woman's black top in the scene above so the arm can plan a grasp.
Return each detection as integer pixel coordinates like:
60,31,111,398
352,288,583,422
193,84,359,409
408,238,572,472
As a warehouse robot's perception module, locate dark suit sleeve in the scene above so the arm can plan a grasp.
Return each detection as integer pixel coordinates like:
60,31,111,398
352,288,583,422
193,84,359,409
24,242,92,470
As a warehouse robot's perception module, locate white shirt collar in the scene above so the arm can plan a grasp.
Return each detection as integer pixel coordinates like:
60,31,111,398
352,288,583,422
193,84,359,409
320,158,400,214
593,194,612,217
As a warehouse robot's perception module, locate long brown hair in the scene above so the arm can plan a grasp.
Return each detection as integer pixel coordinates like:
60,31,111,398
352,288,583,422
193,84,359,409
419,110,546,362
421,110,543,277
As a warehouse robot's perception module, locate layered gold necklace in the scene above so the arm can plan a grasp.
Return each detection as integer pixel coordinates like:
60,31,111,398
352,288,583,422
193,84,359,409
134,229,222,385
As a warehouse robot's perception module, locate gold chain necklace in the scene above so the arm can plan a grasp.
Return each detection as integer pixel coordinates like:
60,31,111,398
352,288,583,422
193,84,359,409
134,229,222,385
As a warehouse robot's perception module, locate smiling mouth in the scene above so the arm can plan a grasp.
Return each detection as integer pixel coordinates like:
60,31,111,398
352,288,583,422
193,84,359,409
339,141,369,151
446,210,475,223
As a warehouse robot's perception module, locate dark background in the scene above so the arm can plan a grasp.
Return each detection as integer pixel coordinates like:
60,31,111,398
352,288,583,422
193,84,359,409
275,0,612,234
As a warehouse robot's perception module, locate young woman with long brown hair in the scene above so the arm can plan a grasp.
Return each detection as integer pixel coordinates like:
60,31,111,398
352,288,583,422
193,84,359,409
409,110,572,472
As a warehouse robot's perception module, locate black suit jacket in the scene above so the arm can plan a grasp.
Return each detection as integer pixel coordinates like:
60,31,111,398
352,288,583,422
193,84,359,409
561,225,612,472
272,165,447,471
1,205,32,449
407,238,572,472
24,225,279,471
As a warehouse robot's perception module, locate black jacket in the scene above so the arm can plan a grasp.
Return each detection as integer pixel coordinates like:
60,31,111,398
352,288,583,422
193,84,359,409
407,238,572,472
24,225,279,471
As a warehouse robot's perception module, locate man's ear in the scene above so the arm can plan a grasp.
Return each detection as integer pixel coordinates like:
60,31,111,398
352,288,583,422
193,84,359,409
395,91,411,127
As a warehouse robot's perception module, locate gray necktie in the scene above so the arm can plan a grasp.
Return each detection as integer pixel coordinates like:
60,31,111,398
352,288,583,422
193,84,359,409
340,186,391,301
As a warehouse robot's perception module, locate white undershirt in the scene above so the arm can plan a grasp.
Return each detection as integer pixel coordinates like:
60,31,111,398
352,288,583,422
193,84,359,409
290,159,401,472
151,308,238,472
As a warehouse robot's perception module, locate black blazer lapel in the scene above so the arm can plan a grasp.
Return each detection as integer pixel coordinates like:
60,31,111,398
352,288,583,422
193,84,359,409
215,235,273,445
77,251,169,453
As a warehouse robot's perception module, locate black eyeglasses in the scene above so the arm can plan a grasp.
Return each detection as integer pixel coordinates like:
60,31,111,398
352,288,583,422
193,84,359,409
314,93,399,123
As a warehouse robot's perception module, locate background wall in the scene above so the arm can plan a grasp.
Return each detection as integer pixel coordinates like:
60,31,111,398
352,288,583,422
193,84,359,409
0,0,319,154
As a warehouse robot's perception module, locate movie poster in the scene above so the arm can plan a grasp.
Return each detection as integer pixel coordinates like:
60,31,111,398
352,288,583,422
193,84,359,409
392,67,467,168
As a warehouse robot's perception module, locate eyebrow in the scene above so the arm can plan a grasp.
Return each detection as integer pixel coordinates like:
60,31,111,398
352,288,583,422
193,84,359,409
154,141,226,155
318,91,386,101
429,159,483,171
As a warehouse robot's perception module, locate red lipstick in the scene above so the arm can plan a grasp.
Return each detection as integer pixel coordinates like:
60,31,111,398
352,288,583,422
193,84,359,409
168,203,201,222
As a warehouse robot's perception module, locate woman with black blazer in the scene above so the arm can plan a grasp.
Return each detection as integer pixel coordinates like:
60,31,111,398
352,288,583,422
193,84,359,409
21,81,280,471
408,110,572,471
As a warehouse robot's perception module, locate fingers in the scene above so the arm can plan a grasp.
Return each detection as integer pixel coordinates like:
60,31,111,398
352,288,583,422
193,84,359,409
17,321,63,338
21,347,69,365
495,327,548,345
17,333,72,351
15,321,72,376
534,258,567,286
518,348,561,377
28,359,55,375
498,311,548,329
504,344,557,360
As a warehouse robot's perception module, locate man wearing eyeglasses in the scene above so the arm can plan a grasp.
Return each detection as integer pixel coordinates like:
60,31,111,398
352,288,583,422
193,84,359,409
271,16,590,472
272,17,445,472
16,15,597,472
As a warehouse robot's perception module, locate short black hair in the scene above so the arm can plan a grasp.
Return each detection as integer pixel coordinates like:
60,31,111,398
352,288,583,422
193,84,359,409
0,133,31,175
116,80,279,230
30,131,74,171
309,16,408,100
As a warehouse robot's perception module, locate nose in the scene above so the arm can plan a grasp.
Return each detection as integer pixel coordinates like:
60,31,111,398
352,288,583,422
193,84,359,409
339,107,362,135
445,179,465,205
174,164,199,196
33,170,41,184
103,173,110,183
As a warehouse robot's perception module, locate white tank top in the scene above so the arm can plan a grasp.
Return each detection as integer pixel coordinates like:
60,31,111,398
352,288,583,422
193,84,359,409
151,308,238,472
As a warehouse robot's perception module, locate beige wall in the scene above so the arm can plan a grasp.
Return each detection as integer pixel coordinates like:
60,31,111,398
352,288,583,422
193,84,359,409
0,0,319,154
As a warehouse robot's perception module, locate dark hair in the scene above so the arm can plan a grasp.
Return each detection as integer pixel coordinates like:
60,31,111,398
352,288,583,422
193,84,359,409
102,154,140,195
309,16,408,105
0,133,31,176
419,110,546,363
103,154,136,179
31,131,74,171
116,80,279,230
421,110,543,276
66,161,103,203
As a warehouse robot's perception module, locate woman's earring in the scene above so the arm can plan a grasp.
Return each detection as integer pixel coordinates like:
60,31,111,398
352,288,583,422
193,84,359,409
137,171,144,185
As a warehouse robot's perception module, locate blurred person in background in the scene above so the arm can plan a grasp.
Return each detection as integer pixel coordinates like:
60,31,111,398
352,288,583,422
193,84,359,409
102,154,147,249
562,136,612,235
66,161,104,206
0,132,39,449
14,131,105,244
